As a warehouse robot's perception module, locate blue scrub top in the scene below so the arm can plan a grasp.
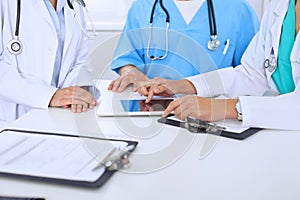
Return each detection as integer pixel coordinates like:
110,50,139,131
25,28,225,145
111,0,260,80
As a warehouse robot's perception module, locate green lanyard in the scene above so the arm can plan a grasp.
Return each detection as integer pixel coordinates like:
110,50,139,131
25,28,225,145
272,0,296,94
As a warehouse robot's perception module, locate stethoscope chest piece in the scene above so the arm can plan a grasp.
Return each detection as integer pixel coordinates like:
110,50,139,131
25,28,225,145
264,58,277,72
7,38,23,55
264,48,277,72
207,35,220,51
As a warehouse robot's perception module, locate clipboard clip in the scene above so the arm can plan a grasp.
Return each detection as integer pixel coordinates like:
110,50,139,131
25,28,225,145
182,117,226,134
93,145,135,171
159,114,226,134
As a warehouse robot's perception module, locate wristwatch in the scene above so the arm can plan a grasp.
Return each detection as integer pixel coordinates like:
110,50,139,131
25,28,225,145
235,99,243,121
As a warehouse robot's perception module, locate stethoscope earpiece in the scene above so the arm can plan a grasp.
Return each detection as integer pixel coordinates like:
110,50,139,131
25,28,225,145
7,39,23,55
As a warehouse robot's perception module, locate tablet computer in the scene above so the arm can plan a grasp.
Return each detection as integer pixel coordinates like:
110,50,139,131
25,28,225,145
97,97,173,117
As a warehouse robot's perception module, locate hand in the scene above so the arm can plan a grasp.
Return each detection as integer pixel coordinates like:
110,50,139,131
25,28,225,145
163,96,238,122
138,78,197,103
138,78,175,103
49,86,97,113
108,65,149,92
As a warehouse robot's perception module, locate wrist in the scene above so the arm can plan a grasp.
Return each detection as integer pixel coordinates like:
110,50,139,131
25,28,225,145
119,65,137,75
226,99,239,119
176,79,197,94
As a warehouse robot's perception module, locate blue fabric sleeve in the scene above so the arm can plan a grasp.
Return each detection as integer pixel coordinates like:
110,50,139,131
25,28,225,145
110,1,146,74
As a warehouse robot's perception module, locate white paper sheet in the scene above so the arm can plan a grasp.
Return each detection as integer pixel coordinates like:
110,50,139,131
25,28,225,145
0,131,128,182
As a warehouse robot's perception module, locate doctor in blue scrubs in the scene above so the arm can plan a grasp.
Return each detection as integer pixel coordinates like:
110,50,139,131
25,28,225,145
108,0,259,92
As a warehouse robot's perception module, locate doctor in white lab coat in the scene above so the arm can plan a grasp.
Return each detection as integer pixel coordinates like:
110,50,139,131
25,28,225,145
0,0,97,123
138,0,300,130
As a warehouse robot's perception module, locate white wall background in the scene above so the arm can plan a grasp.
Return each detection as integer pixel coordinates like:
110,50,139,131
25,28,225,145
85,0,134,31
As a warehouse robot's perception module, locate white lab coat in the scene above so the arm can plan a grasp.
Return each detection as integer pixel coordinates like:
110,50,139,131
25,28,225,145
0,0,92,122
188,0,300,130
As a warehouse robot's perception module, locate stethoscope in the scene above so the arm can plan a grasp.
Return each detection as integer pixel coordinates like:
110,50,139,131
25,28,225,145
147,0,220,61
264,47,277,72
7,0,96,55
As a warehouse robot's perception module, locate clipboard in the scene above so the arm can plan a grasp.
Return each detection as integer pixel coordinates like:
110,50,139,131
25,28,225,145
0,129,138,188
158,115,261,140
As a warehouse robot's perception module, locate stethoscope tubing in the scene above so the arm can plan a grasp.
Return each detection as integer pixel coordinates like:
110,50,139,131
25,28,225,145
150,0,170,24
207,0,217,37
7,0,22,55
8,0,96,55
147,0,220,60
15,0,21,37
147,0,170,60
14,0,76,38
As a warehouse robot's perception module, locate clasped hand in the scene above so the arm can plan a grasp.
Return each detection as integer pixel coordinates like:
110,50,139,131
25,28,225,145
49,86,97,113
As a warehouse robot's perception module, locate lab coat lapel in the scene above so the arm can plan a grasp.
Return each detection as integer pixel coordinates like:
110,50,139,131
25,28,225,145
59,4,75,85
266,0,288,82
291,35,300,85
62,5,74,57
292,35,300,63
33,0,56,35
269,0,288,60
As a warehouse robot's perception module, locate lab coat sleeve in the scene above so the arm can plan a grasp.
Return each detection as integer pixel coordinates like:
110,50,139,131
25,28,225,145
0,2,57,109
0,57,57,109
110,2,146,74
187,4,271,98
232,1,260,67
238,0,300,130
239,82,300,130
0,62,57,109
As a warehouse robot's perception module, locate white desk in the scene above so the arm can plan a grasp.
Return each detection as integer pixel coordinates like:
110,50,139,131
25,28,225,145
0,121,9,130
1,84,300,199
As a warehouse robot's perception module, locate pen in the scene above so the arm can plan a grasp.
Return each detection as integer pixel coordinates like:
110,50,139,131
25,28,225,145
223,39,230,55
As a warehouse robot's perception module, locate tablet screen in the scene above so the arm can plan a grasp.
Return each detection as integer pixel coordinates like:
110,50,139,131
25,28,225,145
97,96,174,116
120,99,173,112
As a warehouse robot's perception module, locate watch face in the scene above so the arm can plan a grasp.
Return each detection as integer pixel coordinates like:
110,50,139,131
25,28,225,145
235,101,243,121
237,113,243,121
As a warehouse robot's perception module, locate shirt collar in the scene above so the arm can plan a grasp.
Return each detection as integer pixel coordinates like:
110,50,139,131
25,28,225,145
44,0,66,14
57,0,67,14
